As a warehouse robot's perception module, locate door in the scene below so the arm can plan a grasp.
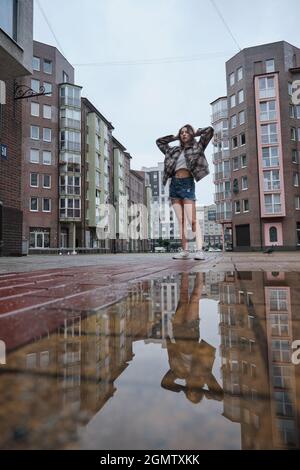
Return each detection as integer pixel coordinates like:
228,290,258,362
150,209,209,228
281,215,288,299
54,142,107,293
236,224,250,247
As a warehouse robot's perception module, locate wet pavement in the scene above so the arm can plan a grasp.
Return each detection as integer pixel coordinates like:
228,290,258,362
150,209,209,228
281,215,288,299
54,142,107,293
1,259,300,450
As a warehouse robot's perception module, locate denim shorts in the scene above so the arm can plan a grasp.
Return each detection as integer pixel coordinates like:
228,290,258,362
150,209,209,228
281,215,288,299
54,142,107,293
169,176,196,200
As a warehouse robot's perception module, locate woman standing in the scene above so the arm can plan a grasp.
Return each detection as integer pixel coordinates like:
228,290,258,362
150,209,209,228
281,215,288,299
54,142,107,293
156,124,214,260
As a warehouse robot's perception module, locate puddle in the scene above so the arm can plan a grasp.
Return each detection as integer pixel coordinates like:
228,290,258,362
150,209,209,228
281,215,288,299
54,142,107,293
0,271,300,450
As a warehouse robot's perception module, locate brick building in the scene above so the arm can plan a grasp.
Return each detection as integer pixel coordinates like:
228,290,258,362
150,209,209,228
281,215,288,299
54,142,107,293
0,0,33,256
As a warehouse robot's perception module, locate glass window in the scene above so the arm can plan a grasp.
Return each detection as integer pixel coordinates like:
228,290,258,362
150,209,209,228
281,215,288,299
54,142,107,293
259,77,275,98
293,173,299,187
43,128,52,142
43,82,52,96
231,115,237,129
269,227,278,243
30,149,39,164
237,67,243,81
262,147,279,167
30,173,38,187
30,126,39,140
238,89,244,104
31,79,40,93
42,198,51,212
297,222,300,245
292,149,298,163
43,59,53,74
235,201,241,213
295,196,300,210
230,94,236,108
241,155,247,167
0,0,18,40
243,199,249,212
242,176,248,190
264,170,280,191
239,110,245,124
240,133,246,145
32,57,40,71
264,194,281,214
291,127,296,141
63,71,69,83
31,102,39,117
260,101,276,121
43,105,51,119
266,59,275,73
261,124,278,144
232,136,238,148
289,105,295,118
43,151,52,165
229,72,235,86
233,156,239,170
30,197,38,212
43,175,51,188
296,105,300,119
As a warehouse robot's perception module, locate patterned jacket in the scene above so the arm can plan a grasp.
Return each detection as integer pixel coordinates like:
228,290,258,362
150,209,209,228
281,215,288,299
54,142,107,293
156,126,214,186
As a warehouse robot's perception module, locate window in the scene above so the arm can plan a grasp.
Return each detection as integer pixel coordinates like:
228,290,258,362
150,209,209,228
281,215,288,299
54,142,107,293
29,228,50,249
238,89,244,104
31,102,39,117
43,151,52,165
265,194,281,214
32,56,40,71
31,126,39,140
31,79,40,93
43,128,52,142
43,82,52,96
242,176,248,190
43,59,53,74
30,149,39,164
293,173,299,187
42,198,51,212
233,156,239,170
266,59,275,73
243,199,249,212
297,222,300,245
63,71,69,83
43,175,51,189
264,170,280,191
259,76,275,98
269,226,278,243
30,197,38,212
295,196,300,210
289,105,295,118
262,147,279,167
291,127,296,141
239,110,245,125
261,124,278,144
260,101,276,121
232,136,238,149
235,201,241,214
30,173,38,187
229,72,235,86
43,105,51,119
240,133,246,145
0,0,18,40
241,155,247,167
230,94,236,108
288,82,293,96
237,67,243,81
231,115,237,129
292,149,298,163
296,105,300,119
298,128,300,141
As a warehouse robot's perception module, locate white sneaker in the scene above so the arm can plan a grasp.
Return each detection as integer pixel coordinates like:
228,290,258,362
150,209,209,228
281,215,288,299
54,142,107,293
172,250,190,260
194,250,205,260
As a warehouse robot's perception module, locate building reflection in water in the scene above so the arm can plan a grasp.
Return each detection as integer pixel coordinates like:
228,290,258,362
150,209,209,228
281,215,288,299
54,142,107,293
0,271,300,449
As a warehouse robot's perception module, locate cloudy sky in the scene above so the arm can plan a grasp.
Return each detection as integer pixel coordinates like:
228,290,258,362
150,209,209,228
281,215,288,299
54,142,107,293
34,0,300,204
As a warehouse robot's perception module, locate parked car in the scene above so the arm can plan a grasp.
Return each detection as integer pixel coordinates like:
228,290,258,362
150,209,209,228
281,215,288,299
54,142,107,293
154,247,166,253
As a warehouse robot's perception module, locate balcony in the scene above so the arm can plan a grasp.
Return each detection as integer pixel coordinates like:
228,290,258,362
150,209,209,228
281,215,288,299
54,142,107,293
211,110,228,122
60,141,81,153
60,118,81,130
214,171,231,182
217,212,232,223
60,96,81,108
213,149,230,163
214,191,231,202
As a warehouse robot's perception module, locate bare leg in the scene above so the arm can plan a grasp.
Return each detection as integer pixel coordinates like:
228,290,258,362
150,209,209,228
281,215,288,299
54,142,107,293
183,200,203,251
171,199,188,251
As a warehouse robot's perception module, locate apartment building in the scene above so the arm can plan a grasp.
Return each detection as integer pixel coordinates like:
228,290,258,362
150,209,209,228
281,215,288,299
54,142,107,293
196,204,222,248
21,41,82,252
212,41,300,250
0,0,33,255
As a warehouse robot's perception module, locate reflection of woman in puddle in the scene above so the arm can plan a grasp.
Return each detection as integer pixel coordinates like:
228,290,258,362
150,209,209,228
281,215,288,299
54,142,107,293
161,272,223,403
